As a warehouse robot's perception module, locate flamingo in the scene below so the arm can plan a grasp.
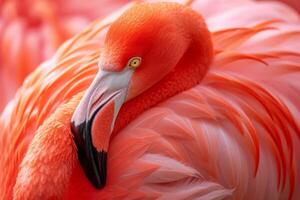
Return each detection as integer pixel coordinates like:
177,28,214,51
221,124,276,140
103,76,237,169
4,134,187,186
0,0,298,112
1,0,300,199
0,0,298,113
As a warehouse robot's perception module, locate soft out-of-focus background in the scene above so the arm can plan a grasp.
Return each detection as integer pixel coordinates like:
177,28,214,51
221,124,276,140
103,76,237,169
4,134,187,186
0,0,299,112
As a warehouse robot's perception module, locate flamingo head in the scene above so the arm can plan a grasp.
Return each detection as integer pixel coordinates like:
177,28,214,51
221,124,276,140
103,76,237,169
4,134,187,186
71,2,213,189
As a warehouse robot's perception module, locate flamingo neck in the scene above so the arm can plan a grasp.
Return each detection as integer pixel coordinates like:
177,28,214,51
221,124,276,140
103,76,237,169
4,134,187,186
112,16,213,137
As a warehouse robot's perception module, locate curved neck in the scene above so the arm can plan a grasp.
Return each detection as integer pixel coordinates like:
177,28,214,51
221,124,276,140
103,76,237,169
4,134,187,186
112,11,213,137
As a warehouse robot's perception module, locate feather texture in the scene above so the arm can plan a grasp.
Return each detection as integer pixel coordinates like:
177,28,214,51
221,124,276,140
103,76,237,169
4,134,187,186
0,0,300,199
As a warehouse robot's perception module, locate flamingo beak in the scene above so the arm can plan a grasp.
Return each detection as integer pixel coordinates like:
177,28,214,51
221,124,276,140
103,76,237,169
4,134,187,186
71,67,133,188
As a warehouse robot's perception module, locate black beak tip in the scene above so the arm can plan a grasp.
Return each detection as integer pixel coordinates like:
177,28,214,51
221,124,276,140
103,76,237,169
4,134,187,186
92,150,108,189
70,120,108,189
82,150,107,189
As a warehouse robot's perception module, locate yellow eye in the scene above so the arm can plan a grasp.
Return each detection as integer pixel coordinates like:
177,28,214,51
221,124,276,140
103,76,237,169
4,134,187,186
128,57,142,68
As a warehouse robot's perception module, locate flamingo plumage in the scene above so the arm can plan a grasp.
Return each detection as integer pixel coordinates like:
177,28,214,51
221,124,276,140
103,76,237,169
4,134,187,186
1,0,300,199
0,0,298,114
0,0,131,112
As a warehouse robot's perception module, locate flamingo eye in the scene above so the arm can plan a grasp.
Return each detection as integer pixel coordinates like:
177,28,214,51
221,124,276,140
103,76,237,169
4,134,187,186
128,57,142,68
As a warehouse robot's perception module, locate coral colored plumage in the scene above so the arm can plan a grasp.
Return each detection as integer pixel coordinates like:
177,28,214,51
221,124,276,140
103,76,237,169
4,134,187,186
1,0,300,199
0,0,131,112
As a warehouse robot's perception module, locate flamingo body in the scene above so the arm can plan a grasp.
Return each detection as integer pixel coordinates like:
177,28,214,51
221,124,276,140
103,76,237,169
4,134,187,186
1,0,300,199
